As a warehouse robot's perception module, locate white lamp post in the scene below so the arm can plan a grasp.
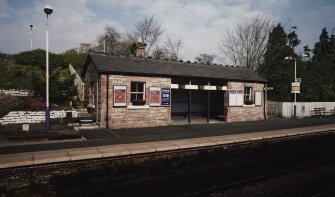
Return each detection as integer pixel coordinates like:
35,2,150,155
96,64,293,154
44,5,53,133
30,24,33,50
285,56,297,117
284,54,308,118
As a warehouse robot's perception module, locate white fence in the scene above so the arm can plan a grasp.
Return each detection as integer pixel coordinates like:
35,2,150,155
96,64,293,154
267,101,335,118
0,110,78,125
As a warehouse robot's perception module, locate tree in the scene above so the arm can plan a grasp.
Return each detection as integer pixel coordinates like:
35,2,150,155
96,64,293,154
49,68,78,104
195,54,216,65
151,46,168,60
62,49,87,71
164,35,183,60
309,27,335,100
220,15,273,71
15,49,66,70
95,26,135,56
96,25,122,54
134,16,164,54
258,23,293,101
288,30,301,48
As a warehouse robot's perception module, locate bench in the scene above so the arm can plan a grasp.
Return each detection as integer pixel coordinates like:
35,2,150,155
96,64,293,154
330,109,335,116
311,107,330,118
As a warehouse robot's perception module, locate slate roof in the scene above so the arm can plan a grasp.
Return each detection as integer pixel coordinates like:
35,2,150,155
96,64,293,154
82,54,267,83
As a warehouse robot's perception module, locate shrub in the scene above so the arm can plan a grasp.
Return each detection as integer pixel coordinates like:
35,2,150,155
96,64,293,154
0,93,22,117
23,97,45,111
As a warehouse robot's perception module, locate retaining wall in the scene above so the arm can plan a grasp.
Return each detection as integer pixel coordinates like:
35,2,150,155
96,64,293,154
0,89,29,97
0,110,78,125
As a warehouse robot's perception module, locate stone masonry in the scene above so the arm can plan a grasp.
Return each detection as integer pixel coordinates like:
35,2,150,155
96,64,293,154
97,75,171,129
0,110,77,125
225,82,265,122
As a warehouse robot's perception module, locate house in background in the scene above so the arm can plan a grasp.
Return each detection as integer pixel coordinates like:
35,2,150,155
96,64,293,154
81,41,267,129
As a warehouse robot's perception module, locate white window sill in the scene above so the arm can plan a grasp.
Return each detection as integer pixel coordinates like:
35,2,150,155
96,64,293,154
127,105,150,109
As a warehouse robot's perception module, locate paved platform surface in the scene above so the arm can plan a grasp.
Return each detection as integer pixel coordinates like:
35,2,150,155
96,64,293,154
1,122,335,169
1,117,335,155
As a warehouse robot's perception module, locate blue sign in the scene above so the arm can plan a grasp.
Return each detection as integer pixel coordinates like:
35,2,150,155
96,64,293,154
161,88,171,106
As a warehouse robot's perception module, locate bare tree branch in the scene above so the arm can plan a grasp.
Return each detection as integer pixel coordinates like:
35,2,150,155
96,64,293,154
134,16,164,54
95,25,135,56
219,15,273,71
164,35,183,60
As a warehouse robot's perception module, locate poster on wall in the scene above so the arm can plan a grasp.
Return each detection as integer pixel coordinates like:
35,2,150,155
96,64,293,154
113,85,127,107
149,87,161,106
161,88,171,106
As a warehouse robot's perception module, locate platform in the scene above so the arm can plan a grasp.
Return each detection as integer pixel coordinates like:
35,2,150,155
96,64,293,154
1,123,335,169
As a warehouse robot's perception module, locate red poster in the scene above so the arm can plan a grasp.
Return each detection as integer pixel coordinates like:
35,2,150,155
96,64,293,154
149,87,161,106
114,85,127,106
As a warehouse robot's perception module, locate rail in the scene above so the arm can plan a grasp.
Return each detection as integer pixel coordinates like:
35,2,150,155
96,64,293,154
185,159,335,196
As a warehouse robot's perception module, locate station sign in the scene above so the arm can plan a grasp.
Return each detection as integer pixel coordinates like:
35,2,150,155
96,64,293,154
291,82,300,93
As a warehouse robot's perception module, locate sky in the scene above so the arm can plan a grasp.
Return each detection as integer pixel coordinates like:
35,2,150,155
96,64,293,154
0,0,334,64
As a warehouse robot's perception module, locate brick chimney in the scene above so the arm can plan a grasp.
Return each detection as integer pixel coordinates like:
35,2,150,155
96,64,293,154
135,38,147,58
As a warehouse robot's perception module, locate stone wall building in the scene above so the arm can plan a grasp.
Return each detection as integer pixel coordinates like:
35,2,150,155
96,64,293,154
81,44,267,129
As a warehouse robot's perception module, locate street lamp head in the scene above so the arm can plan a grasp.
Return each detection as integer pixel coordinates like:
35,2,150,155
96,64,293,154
301,53,309,58
284,56,292,60
44,5,53,15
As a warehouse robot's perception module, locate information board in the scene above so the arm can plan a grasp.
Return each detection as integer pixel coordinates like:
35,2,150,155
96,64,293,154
161,88,171,106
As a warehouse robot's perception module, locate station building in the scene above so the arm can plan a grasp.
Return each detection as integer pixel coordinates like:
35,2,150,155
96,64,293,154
81,44,267,129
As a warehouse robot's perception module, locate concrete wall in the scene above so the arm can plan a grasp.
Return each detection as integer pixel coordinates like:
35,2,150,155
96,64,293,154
0,110,78,125
225,82,266,122
97,75,171,129
267,101,335,118
0,89,30,96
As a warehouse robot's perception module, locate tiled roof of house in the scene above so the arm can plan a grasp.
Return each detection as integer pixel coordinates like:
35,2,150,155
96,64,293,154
82,53,267,83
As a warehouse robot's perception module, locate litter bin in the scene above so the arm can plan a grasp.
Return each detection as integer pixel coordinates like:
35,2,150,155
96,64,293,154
65,111,72,123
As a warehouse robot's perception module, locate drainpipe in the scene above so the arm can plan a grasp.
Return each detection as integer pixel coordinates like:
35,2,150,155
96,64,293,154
96,77,99,124
188,80,192,124
264,83,267,120
106,75,109,129
207,82,211,123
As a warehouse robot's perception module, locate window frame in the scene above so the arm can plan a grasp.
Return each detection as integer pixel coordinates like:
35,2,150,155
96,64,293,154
244,86,253,104
130,82,146,105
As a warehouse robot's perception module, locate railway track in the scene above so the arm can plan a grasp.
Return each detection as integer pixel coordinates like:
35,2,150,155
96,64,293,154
312,187,335,197
185,159,335,196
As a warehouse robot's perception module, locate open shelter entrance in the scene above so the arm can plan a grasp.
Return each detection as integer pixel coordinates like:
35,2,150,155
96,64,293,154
171,78,227,124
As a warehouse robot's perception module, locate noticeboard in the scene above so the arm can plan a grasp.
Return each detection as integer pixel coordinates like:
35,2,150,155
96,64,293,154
229,90,244,106
149,87,161,106
161,88,171,106
254,91,262,106
113,85,127,107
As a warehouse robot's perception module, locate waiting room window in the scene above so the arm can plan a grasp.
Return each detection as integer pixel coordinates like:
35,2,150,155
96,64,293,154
244,87,253,105
130,82,146,105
